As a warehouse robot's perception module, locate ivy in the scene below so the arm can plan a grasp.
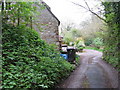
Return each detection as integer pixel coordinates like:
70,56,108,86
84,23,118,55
2,24,74,88
102,2,120,71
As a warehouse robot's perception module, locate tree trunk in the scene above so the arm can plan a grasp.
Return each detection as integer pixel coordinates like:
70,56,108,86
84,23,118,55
30,16,32,29
18,7,20,26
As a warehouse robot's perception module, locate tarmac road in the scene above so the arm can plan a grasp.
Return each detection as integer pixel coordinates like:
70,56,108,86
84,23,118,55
56,49,118,88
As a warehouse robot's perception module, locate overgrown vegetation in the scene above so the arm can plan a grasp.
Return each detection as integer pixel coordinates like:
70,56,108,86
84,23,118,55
1,1,75,88
85,46,103,52
71,0,119,71
61,14,104,49
1,2,36,26
102,2,119,70
2,24,74,88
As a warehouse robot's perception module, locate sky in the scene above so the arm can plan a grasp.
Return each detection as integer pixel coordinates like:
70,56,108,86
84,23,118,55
43,0,103,27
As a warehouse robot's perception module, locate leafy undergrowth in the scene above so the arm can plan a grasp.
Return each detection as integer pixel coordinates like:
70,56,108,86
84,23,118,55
102,2,119,71
75,54,80,65
2,24,74,88
84,46,103,52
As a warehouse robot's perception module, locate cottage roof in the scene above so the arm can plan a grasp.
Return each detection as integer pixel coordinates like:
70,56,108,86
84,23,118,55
41,1,60,25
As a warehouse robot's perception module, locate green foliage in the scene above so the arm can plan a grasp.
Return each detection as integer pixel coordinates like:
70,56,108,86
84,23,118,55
2,24,74,88
76,46,84,52
84,38,93,46
63,32,74,44
2,2,37,26
92,37,103,48
71,29,81,37
75,40,85,47
85,46,103,52
84,37,103,48
75,54,80,65
77,46,84,50
63,28,82,45
75,40,85,52
102,2,119,70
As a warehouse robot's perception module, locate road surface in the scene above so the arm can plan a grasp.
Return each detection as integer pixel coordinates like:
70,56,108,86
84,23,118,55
56,49,118,88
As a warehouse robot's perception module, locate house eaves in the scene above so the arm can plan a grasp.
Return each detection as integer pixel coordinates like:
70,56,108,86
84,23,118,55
41,1,60,26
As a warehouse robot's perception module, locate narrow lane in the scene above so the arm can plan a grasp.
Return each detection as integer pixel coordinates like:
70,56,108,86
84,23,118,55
57,49,118,88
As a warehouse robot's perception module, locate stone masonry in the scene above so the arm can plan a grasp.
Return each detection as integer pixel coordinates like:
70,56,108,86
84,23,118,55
32,1,60,47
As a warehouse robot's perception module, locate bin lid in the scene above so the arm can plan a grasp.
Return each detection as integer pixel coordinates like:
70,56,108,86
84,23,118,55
67,46,76,50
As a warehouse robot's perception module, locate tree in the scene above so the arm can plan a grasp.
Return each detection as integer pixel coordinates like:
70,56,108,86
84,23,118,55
1,1,36,27
72,0,106,22
102,2,119,69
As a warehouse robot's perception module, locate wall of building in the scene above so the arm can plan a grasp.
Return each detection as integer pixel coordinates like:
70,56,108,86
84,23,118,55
32,2,60,46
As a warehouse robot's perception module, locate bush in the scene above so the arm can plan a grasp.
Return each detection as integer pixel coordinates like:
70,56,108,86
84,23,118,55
76,46,84,52
92,37,103,48
102,2,119,71
2,24,74,88
84,38,93,46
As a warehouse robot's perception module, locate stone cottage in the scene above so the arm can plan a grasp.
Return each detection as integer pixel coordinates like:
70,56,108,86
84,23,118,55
33,1,60,47
1,1,60,47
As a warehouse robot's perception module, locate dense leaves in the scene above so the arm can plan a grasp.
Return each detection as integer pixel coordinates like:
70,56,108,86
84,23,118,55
2,2,37,26
2,24,74,88
102,2,120,71
92,37,103,48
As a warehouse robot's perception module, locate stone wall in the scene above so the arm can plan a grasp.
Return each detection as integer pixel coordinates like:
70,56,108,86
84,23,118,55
32,2,60,47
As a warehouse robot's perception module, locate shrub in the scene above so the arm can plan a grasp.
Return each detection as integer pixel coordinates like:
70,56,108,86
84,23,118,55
84,38,93,46
2,24,74,88
92,37,103,48
102,2,119,71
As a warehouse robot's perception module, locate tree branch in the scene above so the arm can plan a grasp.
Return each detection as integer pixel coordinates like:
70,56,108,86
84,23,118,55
84,0,90,10
72,2,106,22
